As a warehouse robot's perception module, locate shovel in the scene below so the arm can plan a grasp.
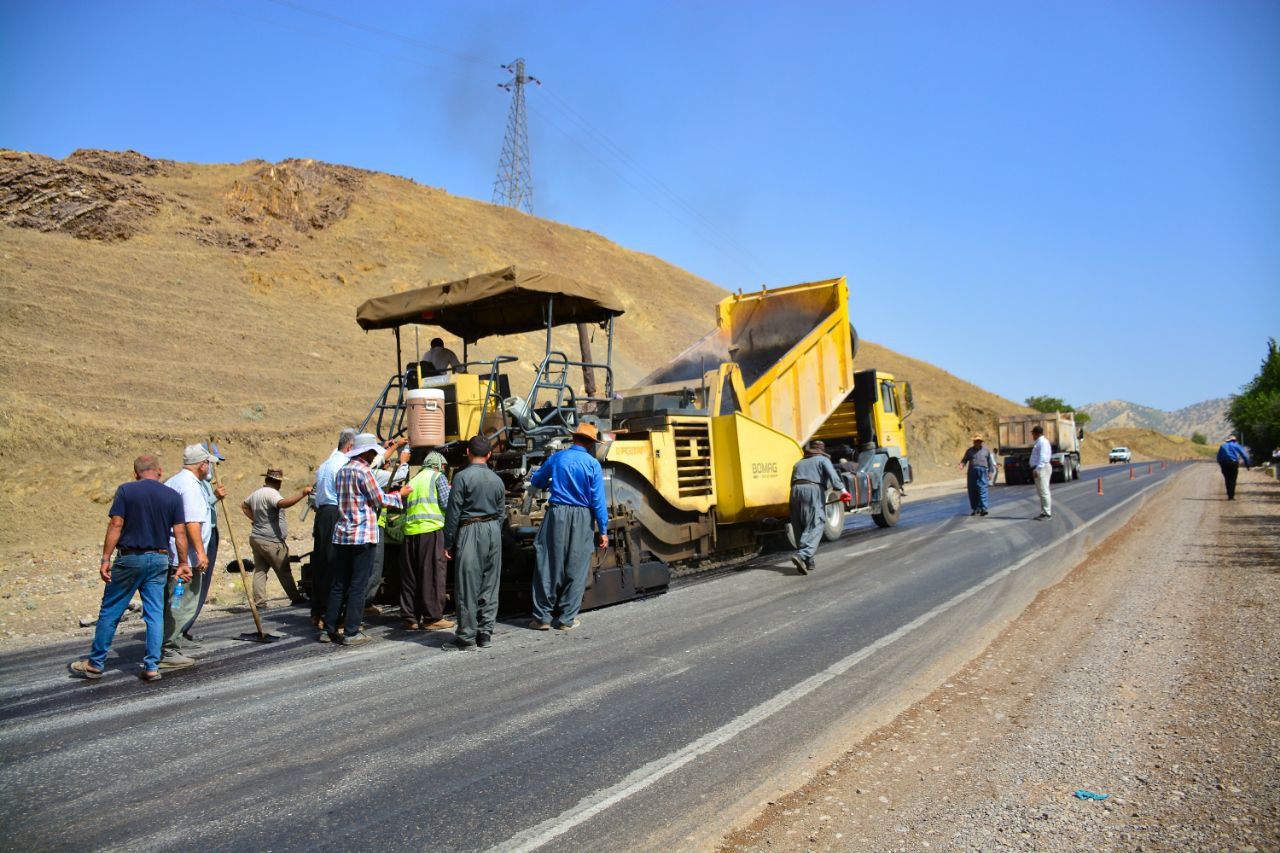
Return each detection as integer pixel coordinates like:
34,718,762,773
209,436,278,643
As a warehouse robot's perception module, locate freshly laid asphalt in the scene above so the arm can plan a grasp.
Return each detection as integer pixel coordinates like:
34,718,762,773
0,461,1185,852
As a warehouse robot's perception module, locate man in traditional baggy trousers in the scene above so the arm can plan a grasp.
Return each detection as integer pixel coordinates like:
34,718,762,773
400,452,454,631
528,423,609,631
1216,434,1251,500
443,435,506,650
789,440,845,575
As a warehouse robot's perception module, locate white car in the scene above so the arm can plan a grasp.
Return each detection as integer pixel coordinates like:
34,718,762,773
1109,446,1132,463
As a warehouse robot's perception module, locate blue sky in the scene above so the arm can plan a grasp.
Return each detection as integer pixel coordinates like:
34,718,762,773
2,0,1276,411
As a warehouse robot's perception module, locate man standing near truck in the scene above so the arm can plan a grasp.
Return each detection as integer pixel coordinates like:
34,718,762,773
1216,434,1251,500
1029,425,1053,520
789,440,847,575
443,435,507,650
958,434,994,516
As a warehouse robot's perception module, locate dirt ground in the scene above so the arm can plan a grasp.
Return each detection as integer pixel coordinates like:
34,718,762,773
722,465,1279,852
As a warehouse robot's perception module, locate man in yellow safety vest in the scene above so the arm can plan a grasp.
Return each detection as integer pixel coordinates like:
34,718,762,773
400,452,455,631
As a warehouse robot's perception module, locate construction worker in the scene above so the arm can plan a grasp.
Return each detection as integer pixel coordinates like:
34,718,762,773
322,436,411,646
528,422,608,631
958,434,995,516
311,428,356,629
241,467,311,609
442,435,506,650
68,455,188,683
400,451,454,630
180,440,226,645
789,439,847,575
160,445,218,669
425,337,464,374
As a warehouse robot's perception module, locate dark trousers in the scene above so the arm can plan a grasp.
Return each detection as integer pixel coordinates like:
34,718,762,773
326,543,375,637
531,505,594,626
181,525,218,636
1220,460,1240,499
402,530,447,623
311,505,339,619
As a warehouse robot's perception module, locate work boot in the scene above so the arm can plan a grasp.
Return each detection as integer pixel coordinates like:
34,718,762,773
158,649,196,669
476,633,491,648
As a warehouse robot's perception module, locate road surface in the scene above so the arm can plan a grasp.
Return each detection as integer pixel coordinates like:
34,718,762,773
0,461,1183,852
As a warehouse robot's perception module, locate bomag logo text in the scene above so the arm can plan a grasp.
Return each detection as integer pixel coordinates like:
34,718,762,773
751,461,779,478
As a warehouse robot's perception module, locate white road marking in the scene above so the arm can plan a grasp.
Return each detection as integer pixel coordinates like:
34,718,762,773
489,473,1174,852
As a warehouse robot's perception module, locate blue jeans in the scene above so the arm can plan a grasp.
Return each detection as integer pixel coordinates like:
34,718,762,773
89,552,168,671
967,465,990,512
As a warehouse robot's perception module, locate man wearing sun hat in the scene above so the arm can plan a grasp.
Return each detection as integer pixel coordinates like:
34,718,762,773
159,443,218,669
528,422,610,631
1216,433,1251,501
788,439,846,575
241,467,312,610
958,434,995,516
178,440,227,646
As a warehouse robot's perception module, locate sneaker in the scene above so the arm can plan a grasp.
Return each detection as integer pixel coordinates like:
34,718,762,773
476,633,491,648
791,555,809,575
158,650,196,669
422,619,457,631
806,558,816,573
528,619,551,631
556,619,581,632
317,632,333,644
340,632,371,646
979,510,989,516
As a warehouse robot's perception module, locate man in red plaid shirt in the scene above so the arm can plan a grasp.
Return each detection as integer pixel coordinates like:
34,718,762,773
322,436,411,645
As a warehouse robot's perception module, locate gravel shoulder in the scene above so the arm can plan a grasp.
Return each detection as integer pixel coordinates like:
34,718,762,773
722,465,1280,851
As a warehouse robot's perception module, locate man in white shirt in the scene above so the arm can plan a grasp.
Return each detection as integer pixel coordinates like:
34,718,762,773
161,445,217,668
425,337,464,374
1028,425,1053,520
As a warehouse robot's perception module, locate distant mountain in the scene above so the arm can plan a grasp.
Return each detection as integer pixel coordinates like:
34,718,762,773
1080,398,1230,440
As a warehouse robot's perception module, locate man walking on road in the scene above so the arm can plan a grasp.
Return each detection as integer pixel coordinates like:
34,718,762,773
311,428,355,629
958,434,995,516
323,437,410,646
161,445,217,669
400,452,454,631
789,439,848,575
1029,425,1053,520
443,435,506,650
529,423,609,631
1216,434,1251,500
69,455,189,683
242,468,311,609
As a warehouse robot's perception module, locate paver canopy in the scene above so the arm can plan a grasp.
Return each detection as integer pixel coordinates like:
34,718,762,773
355,265,624,341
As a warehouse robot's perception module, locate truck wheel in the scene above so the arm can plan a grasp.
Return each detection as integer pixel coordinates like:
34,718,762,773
822,495,845,542
872,472,902,528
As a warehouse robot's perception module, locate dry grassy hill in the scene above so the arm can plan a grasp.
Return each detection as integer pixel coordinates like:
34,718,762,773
0,147,1082,637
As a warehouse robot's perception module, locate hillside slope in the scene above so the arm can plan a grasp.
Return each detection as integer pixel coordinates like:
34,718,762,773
0,148,1025,564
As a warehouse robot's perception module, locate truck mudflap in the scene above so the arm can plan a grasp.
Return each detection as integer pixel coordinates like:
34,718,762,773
498,514,670,614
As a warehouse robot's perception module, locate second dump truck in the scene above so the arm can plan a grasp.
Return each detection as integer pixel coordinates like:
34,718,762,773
353,267,913,611
997,411,1083,484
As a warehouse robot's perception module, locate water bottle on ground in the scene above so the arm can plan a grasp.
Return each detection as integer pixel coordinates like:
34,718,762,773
170,578,185,611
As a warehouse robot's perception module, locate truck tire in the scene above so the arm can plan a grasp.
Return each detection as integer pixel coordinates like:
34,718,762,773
822,494,845,542
872,472,902,528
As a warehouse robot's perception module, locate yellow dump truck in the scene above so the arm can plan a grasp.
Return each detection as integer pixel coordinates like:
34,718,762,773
352,267,912,611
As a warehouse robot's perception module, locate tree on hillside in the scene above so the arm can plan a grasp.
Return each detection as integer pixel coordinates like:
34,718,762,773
1024,395,1092,427
1191,432,1207,445
1228,337,1280,460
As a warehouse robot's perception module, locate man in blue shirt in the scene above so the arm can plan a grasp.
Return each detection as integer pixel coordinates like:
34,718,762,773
69,454,189,683
529,423,609,630
310,428,355,628
1216,434,1251,501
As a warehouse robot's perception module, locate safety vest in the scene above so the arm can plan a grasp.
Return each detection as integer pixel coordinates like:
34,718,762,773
403,469,445,535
